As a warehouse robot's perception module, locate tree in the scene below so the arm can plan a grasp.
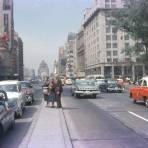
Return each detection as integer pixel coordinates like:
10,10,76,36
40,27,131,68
114,0,148,63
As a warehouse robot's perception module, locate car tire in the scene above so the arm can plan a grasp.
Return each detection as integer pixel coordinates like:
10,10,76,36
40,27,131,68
133,100,137,104
76,94,80,98
0,125,3,137
145,99,148,108
92,94,96,98
10,119,15,130
18,109,23,118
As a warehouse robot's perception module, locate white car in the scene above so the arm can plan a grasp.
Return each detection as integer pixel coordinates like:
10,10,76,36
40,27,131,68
0,80,26,118
71,79,100,98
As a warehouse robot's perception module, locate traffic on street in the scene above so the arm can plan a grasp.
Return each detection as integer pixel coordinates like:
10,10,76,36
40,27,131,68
0,0,148,147
1,79,148,147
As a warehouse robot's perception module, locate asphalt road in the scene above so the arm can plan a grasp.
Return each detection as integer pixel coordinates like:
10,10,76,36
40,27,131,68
1,85,148,148
0,87,43,148
62,86,148,148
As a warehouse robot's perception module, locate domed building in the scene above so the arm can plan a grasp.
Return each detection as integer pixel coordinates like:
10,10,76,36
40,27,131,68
38,60,49,81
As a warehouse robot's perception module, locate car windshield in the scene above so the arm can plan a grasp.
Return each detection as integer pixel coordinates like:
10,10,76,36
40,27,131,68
0,84,18,92
21,82,31,88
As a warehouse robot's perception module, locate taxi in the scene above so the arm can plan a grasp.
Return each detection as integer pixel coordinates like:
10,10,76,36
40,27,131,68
130,76,148,107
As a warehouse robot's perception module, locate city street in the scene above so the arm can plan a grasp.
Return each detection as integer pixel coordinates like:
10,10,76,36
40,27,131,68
1,86,148,148
62,86,148,148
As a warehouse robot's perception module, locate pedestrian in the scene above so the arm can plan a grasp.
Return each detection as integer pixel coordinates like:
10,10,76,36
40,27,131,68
55,76,63,108
48,78,56,107
42,76,50,102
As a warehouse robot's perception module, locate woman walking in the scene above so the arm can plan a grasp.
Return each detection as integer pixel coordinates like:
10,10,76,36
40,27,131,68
48,78,56,107
55,77,63,108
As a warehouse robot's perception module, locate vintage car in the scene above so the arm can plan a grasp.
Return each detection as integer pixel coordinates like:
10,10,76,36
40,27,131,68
20,81,34,104
0,81,26,118
99,79,117,92
0,90,15,136
71,79,100,98
106,83,124,93
130,77,148,107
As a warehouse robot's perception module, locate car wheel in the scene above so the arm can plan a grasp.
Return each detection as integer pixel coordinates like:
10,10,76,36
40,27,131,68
72,92,74,96
76,94,80,98
10,119,15,130
32,95,35,102
0,125,3,137
133,100,137,104
92,94,96,98
145,99,148,108
18,108,23,118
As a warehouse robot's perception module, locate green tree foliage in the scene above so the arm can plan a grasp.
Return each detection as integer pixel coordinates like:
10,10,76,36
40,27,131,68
115,0,148,62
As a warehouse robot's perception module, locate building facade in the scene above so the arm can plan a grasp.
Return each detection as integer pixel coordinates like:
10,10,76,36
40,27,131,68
76,28,85,78
83,0,144,80
0,0,15,80
58,47,66,77
65,33,77,78
38,60,49,81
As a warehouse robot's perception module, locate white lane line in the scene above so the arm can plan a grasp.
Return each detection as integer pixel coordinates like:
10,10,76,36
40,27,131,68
128,111,148,122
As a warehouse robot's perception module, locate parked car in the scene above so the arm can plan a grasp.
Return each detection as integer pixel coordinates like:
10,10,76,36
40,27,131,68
71,79,100,98
106,83,124,93
0,81,26,118
0,90,15,136
130,77,148,107
20,81,34,104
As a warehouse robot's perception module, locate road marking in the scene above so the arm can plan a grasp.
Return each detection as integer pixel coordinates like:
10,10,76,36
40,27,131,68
128,111,148,122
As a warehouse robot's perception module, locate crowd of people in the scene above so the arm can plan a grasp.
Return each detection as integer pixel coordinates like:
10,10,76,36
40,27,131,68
42,76,63,108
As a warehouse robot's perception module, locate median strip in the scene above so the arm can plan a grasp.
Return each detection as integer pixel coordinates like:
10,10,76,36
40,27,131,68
128,111,148,122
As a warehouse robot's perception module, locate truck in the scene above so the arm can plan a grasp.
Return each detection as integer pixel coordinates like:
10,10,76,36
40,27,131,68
130,77,148,107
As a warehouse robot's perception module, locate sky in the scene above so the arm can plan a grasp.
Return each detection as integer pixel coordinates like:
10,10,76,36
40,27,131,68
13,0,93,73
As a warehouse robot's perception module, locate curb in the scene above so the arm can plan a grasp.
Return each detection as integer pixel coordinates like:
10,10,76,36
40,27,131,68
60,108,73,148
18,100,43,148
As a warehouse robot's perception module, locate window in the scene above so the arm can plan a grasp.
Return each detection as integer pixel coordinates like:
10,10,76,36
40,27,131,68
113,50,118,56
113,58,118,63
112,35,117,40
111,0,116,2
106,27,111,33
112,27,117,33
3,0,10,10
142,80,147,87
105,0,110,2
125,34,129,40
113,43,118,48
125,43,129,48
111,4,116,8
106,35,111,40
106,43,111,48
105,4,110,8
4,14,9,32
107,58,112,63
107,51,111,56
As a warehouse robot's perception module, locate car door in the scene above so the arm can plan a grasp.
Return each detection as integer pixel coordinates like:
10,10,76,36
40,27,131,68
0,102,10,132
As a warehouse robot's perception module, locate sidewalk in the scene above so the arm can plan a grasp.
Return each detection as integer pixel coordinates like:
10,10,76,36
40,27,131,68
21,101,73,148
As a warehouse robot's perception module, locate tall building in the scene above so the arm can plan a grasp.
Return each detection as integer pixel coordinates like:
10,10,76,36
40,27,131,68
13,33,24,80
58,47,66,76
65,33,77,78
0,0,15,80
83,0,143,80
76,28,85,77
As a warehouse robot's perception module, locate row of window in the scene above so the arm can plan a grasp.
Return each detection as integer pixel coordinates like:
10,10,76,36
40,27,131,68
105,0,116,2
107,50,118,56
106,43,118,48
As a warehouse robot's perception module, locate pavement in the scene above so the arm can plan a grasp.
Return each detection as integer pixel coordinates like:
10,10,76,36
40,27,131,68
19,100,73,148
